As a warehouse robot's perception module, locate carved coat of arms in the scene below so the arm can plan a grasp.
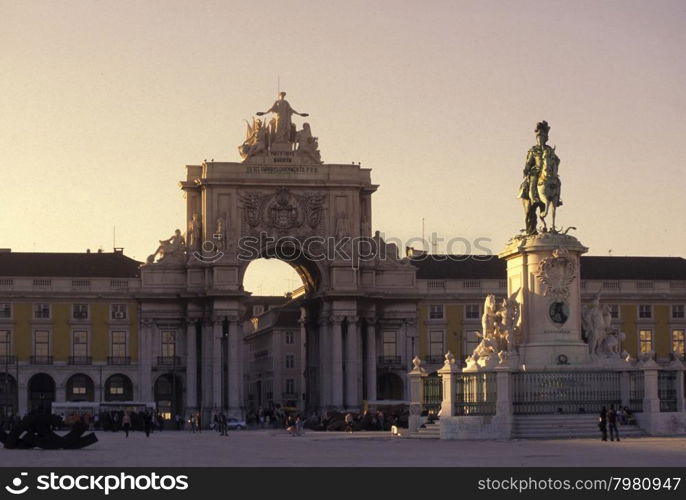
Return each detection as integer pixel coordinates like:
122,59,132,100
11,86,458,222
536,248,576,301
239,187,325,236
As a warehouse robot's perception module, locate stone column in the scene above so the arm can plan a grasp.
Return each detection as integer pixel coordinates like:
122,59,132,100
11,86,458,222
331,316,344,409
185,320,197,413
641,357,660,414
18,381,27,416
212,319,222,411
139,320,153,402
298,312,307,411
620,371,631,409
200,320,214,426
344,317,360,409
228,318,241,417
407,356,427,433
437,352,459,417
494,367,513,439
318,316,330,409
365,319,377,402
676,367,686,413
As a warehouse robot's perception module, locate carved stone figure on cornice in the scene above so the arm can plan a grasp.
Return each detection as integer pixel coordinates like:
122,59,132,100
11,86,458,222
188,213,202,252
147,229,186,265
295,123,322,163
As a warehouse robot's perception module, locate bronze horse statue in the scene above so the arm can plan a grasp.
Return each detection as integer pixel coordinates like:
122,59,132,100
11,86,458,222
536,146,562,232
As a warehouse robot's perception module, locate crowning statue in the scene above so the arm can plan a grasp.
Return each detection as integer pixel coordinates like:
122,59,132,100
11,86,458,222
256,91,308,142
238,92,322,163
518,120,562,235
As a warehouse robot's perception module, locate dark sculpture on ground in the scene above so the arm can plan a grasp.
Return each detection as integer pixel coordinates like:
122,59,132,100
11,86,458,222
0,413,98,449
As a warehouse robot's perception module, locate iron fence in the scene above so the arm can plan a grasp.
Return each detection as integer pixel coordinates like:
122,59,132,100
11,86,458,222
513,371,621,415
422,376,442,414
629,371,644,412
455,373,496,415
658,371,677,413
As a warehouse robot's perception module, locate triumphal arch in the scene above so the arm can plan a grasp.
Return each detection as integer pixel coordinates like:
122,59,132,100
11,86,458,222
138,92,418,420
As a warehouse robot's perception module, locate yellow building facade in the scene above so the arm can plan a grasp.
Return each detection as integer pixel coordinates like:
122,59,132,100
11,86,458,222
0,250,141,416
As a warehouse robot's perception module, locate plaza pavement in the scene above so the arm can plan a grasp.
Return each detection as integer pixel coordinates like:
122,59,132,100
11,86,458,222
0,429,685,467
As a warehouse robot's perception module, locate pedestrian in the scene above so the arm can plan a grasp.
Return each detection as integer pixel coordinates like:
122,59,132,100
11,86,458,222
296,416,304,436
122,411,131,438
344,412,353,433
598,406,608,441
219,412,228,436
608,404,620,442
143,411,152,437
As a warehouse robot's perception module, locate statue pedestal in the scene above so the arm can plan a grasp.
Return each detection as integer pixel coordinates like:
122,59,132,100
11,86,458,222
499,232,589,369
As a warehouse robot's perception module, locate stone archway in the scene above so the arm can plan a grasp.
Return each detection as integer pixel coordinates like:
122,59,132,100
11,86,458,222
140,94,420,418
154,373,183,420
104,374,133,402
28,373,55,413
66,373,95,402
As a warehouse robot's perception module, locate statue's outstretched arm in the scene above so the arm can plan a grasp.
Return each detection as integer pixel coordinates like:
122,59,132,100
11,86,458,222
256,103,277,116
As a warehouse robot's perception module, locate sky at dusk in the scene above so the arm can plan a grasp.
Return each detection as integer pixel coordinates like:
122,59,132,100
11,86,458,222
1,0,685,294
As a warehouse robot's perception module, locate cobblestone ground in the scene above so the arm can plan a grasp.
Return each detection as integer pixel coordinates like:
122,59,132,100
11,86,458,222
1,430,685,467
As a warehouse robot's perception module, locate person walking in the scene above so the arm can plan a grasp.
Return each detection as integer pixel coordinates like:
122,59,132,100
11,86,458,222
122,411,132,438
344,412,354,433
143,411,152,438
219,412,228,436
598,406,608,441
608,404,620,442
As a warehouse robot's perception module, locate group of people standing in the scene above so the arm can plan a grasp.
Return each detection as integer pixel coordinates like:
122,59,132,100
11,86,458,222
598,405,634,442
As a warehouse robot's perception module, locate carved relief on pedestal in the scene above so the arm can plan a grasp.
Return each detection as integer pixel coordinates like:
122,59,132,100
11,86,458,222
536,248,576,301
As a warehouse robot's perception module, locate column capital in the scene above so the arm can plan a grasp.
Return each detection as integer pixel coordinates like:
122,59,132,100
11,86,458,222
330,314,346,325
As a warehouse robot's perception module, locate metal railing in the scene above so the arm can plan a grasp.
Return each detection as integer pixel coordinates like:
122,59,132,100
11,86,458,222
513,371,621,415
107,356,131,365
629,371,644,412
30,355,53,365
455,373,496,415
658,371,677,413
378,355,402,367
68,356,92,365
423,376,442,414
156,356,183,366
424,355,445,365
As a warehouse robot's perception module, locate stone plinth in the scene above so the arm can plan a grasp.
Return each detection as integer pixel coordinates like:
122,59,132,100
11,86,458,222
499,232,589,368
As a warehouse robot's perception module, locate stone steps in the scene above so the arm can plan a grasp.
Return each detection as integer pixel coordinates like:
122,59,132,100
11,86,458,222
512,415,646,439
410,421,441,439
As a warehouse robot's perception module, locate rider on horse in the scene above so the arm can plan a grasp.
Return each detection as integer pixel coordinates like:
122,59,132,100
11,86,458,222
518,121,562,234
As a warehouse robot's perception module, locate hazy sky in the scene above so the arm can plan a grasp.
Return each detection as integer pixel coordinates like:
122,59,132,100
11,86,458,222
1,0,685,295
